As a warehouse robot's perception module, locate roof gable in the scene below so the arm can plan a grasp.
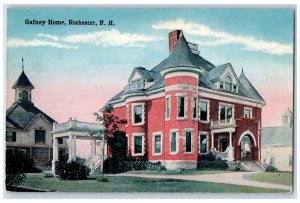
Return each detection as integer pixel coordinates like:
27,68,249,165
128,68,142,82
208,63,239,84
6,102,55,129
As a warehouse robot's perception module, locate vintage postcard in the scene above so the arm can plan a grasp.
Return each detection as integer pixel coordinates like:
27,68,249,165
4,6,294,195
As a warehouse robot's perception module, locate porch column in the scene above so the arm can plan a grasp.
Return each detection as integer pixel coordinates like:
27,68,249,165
52,137,59,173
229,131,233,147
228,131,235,161
211,132,214,149
91,140,96,157
68,134,76,161
72,135,77,159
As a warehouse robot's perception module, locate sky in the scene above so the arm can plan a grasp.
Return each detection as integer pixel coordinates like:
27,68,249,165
5,8,294,157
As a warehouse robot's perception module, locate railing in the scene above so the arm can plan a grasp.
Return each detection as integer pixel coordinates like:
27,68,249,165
212,148,229,160
210,118,236,128
85,155,103,173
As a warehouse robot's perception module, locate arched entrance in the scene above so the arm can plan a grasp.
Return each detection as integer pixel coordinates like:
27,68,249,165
241,135,252,160
238,130,258,161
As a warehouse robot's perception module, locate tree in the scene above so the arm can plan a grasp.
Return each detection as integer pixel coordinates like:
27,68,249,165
94,104,127,177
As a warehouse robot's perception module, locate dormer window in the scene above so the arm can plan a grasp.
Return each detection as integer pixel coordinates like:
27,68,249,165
130,79,144,90
225,76,232,91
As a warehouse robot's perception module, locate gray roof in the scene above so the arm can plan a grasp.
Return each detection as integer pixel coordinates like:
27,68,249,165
261,126,293,146
135,67,155,81
6,101,55,129
12,71,34,89
238,70,264,101
208,63,229,81
108,31,264,103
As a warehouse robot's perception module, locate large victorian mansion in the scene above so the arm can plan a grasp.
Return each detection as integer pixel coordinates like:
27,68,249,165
104,30,265,169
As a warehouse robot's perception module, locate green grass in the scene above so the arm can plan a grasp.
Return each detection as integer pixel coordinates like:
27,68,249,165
125,169,233,175
20,173,288,193
249,172,293,186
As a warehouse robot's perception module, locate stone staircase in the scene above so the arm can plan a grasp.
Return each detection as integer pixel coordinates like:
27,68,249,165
240,161,264,172
85,155,103,174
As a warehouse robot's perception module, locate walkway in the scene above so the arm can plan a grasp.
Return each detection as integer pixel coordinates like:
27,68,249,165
112,172,292,191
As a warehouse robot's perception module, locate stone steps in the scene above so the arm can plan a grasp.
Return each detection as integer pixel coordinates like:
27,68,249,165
240,161,264,172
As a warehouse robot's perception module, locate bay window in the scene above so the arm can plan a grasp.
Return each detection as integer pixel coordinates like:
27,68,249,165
170,130,179,154
192,97,198,120
153,132,162,155
176,94,187,119
132,103,145,125
165,96,171,120
132,133,145,156
184,130,194,153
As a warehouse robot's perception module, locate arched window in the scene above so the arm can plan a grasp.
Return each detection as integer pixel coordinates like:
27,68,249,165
21,91,29,101
225,76,232,91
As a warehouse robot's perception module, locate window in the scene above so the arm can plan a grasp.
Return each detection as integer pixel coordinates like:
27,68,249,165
200,101,208,121
165,96,171,120
132,104,144,125
178,96,185,118
220,83,223,89
233,85,237,92
21,90,29,100
170,131,178,154
58,138,63,144
184,131,193,153
6,131,16,142
225,76,232,91
244,107,252,118
192,97,198,119
133,133,144,156
153,133,162,154
220,104,233,121
269,157,275,167
130,79,144,90
134,136,142,154
199,134,208,153
35,130,46,144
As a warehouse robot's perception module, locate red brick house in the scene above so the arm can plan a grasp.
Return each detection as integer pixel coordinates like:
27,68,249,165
103,30,265,169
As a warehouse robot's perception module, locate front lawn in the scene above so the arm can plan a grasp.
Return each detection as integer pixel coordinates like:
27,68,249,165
249,172,293,186
16,173,289,193
125,169,233,175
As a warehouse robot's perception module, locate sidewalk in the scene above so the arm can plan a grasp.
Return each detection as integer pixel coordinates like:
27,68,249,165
111,172,292,191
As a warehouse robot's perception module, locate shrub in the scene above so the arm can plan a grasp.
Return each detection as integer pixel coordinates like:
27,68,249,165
198,152,217,162
96,176,109,182
105,158,166,172
55,158,90,180
5,153,37,188
197,160,228,170
44,173,54,178
265,164,279,172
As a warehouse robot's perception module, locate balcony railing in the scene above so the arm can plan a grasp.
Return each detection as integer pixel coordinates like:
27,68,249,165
210,118,236,129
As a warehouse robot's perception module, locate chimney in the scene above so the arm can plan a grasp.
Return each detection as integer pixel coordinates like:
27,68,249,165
169,30,181,55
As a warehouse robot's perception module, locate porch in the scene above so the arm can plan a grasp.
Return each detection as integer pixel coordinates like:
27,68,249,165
210,119,237,161
51,118,105,173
